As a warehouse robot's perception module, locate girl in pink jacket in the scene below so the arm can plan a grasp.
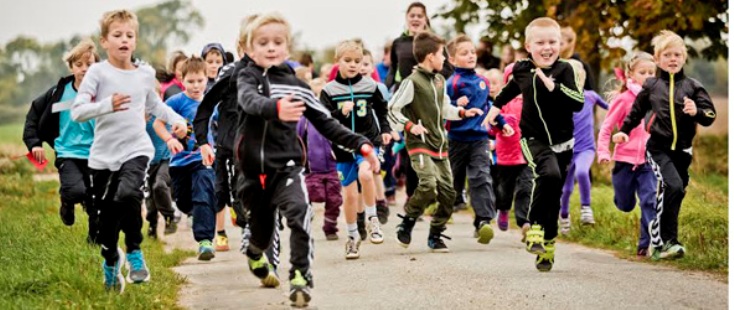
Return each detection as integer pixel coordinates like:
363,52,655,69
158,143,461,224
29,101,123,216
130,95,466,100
597,52,657,258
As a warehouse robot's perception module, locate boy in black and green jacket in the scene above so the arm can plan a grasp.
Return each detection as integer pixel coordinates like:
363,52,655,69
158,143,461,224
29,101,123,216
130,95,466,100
388,32,483,253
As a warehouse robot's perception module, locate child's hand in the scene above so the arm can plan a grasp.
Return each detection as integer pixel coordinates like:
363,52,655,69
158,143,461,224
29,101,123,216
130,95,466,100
172,123,187,138
200,144,215,166
391,131,401,142
362,145,381,174
31,147,46,163
381,133,393,145
166,138,184,155
409,123,429,136
481,106,501,127
612,132,629,144
683,96,697,116
341,101,355,116
489,140,496,151
599,158,611,165
536,69,555,92
502,124,515,136
111,93,131,112
463,108,484,118
278,94,306,122
457,96,469,107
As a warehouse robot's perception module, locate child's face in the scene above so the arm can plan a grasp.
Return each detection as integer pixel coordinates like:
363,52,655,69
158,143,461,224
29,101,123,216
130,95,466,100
406,7,428,35
183,71,207,101
251,22,290,68
204,51,224,79
424,45,445,72
450,41,477,69
500,45,514,64
360,55,374,77
320,64,332,79
656,46,686,74
101,20,137,65
174,60,184,81
630,60,656,86
337,50,362,79
525,27,560,68
486,73,503,98
70,52,95,84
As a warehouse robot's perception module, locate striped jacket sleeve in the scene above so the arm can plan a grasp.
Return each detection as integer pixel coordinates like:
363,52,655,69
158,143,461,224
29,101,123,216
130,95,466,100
387,80,414,132
556,63,585,111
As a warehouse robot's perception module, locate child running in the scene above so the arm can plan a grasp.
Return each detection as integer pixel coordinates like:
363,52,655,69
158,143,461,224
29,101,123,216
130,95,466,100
597,51,657,257
389,32,484,253
71,9,186,292
320,40,392,259
236,13,379,307
22,39,100,243
613,31,716,260
484,17,585,271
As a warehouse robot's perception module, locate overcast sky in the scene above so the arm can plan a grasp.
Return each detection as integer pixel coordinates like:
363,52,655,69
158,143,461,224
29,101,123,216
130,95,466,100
0,0,462,59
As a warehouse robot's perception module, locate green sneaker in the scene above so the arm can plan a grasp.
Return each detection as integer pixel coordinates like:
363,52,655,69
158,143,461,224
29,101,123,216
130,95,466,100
198,240,215,261
289,270,311,308
651,242,685,261
476,221,494,245
247,255,280,288
525,224,546,254
535,239,556,272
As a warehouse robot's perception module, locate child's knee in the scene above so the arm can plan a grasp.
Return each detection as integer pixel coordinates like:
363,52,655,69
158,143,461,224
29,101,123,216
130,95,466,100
60,184,87,204
358,165,374,183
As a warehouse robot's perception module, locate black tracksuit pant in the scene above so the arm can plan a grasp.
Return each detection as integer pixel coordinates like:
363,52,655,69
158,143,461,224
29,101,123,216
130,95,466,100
91,156,148,265
449,139,497,227
215,147,240,214
645,146,692,248
495,164,533,227
56,157,98,237
145,161,175,226
521,138,573,241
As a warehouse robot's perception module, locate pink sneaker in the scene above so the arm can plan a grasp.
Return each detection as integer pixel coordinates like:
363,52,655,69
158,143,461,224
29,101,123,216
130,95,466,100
498,210,509,231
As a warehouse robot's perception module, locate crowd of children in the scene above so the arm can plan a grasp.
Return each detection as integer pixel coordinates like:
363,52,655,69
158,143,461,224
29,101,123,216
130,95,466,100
21,1,716,307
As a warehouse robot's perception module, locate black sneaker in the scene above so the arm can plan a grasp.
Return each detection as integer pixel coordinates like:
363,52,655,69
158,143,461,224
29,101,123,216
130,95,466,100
428,233,451,253
147,225,157,239
356,212,367,241
164,217,178,235
395,214,417,248
376,201,389,225
60,202,75,226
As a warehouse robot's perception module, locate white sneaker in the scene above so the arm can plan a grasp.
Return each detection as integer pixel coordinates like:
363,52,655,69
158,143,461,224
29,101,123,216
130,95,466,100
369,216,384,244
580,207,595,225
345,237,360,259
559,216,571,235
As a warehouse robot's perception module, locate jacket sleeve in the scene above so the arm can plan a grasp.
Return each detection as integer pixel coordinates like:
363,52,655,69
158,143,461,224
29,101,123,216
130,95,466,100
384,39,399,89
71,67,115,122
319,89,343,120
302,88,371,153
387,79,415,132
237,68,279,120
691,81,717,127
554,64,585,112
22,86,54,151
372,87,392,134
194,75,227,146
442,87,462,121
492,75,521,109
439,49,455,79
146,86,186,126
591,90,609,110
597,94,625,161
620,80,653,135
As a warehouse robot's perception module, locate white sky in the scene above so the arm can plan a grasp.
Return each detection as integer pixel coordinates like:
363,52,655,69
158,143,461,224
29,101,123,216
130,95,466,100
0,0,458,59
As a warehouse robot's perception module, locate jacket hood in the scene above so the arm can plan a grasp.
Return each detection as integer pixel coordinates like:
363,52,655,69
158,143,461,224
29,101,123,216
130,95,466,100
201,43,229,65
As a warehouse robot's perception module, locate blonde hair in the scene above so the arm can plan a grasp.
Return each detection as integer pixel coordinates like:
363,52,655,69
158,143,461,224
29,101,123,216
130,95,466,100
295,66,312,83
100,10,139,38
652,30,687,58
560,26,576,59
566,59,586,90
334,40,363,61
245,12,292,51
446,34,473,57
606,51,655,100
524,17,561,43
237,14,260,56
63,38,100,69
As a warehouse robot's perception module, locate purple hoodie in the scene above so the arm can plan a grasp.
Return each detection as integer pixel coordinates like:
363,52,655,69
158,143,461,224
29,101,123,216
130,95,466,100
297,117,337,173
573,90,609,152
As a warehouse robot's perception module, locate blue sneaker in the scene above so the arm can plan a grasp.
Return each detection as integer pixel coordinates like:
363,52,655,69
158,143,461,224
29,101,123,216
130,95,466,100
126,250,150,283
198,240,215,261
103,247,126,293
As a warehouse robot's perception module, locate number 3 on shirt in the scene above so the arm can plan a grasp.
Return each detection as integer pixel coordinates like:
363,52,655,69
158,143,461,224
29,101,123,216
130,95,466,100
356,99,367,117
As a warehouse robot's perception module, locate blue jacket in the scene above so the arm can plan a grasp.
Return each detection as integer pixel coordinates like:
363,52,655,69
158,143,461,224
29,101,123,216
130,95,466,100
446,67,504,142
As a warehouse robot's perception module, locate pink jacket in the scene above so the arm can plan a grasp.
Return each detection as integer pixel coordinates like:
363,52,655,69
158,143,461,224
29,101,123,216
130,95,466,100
597,80,649,166
491,63,525,166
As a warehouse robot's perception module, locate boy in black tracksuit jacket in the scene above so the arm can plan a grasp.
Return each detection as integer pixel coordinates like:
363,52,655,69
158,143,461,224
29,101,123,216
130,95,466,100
236,62,376,289
616,33,716,260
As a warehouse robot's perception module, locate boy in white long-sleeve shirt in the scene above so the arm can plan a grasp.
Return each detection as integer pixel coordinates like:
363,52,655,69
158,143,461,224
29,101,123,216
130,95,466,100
71,9,186,293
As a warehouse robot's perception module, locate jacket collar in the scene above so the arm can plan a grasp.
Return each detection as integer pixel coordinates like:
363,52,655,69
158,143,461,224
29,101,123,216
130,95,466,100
454,67,476,76
658,68,686,82
527,55,559,69
334,71,363,85
57,75,76,91
415,65,438,77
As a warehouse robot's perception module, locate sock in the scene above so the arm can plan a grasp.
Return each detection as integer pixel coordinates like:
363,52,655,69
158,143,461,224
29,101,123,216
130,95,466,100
217,230,227,237
365,205,377,218
347,222,359,239
376,199,386,206
357,212,365,223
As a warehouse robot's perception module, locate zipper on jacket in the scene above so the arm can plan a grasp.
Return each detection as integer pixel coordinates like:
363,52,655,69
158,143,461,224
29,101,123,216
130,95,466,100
430,77,445,159
260,69,270,189
669,73,678,150
532,70,553,145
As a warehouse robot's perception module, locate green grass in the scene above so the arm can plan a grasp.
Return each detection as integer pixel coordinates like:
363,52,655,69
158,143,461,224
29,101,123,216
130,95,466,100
0,170,192,308
0,122,56,172
0,122,24,146
559,172,728,276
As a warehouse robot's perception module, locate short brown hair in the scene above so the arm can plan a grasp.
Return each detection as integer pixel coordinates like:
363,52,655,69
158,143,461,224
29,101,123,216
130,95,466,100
63,38,100,68
447,34,473,57
100,10,139,38
180,55,206,79
413,32,445,63
167,51,187,73
524,17,561,43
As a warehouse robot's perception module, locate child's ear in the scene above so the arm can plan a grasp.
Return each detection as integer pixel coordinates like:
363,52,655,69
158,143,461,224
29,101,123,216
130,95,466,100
448,55,456,65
